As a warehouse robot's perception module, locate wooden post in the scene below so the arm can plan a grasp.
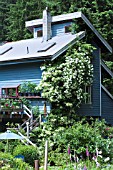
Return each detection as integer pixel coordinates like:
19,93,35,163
34,160,39,170
44,140,48,170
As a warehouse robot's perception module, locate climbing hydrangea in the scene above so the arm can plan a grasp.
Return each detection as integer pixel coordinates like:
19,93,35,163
36,41,94,114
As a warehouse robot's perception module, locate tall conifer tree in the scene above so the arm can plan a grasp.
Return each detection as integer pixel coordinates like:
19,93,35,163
7,0,45,41
0,0,16,42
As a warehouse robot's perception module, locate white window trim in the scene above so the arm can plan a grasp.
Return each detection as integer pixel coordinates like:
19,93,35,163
84,85,92,104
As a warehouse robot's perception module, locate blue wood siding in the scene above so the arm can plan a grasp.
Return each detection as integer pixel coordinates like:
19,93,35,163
52,22,72,37
101,89,113,125
30,99,51,113
33,22,72,37
77,43,101,117
0,62,42,90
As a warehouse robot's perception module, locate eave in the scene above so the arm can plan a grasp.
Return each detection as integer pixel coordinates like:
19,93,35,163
81,13,112,53
0,31,85,64
26,12,112,53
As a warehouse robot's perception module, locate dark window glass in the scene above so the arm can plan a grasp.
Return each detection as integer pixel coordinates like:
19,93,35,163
37,30,42,37
65,25,71,33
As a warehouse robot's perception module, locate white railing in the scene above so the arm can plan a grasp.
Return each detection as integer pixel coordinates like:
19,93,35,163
20,104,33,130
18,131,37,147
23,104,32,118
7,127,37,147
18,105,42,137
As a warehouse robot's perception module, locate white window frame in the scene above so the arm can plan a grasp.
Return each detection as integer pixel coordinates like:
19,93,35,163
84,85,92,104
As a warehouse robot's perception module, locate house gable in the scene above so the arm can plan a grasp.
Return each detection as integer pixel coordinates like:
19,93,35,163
0,9,112,64
26,10,112,53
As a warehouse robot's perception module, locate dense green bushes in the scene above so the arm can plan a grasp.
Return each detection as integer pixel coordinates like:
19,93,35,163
31,114,113,166
0,152,33,170
0,115,113,169
13,144,39,166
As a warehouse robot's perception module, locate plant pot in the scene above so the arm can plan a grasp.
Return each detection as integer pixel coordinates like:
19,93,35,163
18,92,24,96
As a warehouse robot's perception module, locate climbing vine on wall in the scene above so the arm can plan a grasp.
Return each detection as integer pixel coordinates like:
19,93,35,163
36,41,94,115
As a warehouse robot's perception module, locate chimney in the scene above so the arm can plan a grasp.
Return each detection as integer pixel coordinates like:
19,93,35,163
43,7,52,41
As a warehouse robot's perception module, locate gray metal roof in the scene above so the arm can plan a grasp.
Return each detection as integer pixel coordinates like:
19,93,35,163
0,31,85,62
26,11,112,53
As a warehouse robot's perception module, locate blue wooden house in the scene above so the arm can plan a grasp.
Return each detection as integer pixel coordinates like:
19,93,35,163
0,8,113,125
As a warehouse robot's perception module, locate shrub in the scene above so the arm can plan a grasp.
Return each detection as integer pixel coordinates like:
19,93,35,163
31,114,113,166
0,152,13,160
12,158,33,170
32,106,40,118
0,142,5,152
13,145,39,166
0,152,33,170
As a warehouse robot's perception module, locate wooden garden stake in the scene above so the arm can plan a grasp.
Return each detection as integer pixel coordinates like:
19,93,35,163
34,160,39,170
44,140,48,170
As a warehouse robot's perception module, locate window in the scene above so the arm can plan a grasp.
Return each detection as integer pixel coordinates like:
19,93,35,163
84,85,92,104
65,25,71,33
1,85,20,98
37,30,42,37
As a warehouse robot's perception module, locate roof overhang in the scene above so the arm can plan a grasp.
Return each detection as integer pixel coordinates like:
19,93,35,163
0,31,85,64
26,11,112,53
25,12,81,28
1,83,20,88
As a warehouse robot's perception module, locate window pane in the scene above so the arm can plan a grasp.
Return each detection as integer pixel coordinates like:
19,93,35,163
37,30,42,37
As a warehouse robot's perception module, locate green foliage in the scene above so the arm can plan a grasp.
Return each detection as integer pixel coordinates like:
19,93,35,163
0,0,16,41
0,152,13,160
31,114,113,166
6,0,45,41
19,97,30,108
12,158,33,170
13,144,39,166
0,152,33,170
48,150,69,166
0,142,5,152
32,106,40,117
19,81,37,93
102,60,113,95
105,61,113,72
37,42,94,115
103,78,113,95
